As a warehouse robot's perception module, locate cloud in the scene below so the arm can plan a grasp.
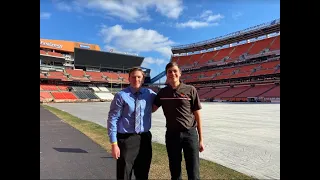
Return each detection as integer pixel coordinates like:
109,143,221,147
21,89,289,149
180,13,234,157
54,0,74,12
200,10,212,19
99,24,174,58
142,57,167,67
141,57,168,81
232,12,243,20
176,10,224,29
176,20,217,29
53,0,184,23
40,12,51,19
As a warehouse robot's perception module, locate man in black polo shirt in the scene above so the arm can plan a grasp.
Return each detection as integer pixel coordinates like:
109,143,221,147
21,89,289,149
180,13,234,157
153,62,204,180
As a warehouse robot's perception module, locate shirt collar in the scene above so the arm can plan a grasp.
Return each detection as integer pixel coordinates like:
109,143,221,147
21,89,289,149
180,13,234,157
129,86,143,95
168,81,184,92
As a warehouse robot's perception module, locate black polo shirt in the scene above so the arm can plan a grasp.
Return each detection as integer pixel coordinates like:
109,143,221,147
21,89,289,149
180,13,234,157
153,82,202,132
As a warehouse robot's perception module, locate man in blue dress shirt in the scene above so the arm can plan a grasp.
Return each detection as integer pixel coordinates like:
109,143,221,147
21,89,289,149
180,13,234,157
107,67,156,180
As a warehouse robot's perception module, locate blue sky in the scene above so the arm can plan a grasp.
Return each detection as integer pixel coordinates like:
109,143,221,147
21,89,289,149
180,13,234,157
40,0,280,83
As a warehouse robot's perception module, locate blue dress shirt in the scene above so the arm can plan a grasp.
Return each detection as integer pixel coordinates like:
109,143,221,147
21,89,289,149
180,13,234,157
107,86,156,143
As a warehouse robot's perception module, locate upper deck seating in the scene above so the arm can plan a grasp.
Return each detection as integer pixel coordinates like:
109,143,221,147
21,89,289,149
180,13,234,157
102,72,121,83
66,69,90,82
47,71,69,81
118,73,129,84
85,71,107,82
173,35,280,69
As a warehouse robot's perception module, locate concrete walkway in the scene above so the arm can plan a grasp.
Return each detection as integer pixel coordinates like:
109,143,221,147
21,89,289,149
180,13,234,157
40,105,116,179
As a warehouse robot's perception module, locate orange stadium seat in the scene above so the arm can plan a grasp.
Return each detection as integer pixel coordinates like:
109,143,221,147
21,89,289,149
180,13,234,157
66,69,90,82
269,35,280,51
197,87,212,95
40,73,46,79
51,92,78,100
228,43,253,61
196,51,217,67
40,50,46,55
259,85,280,98
118,73,129,84
216,85,251,99
210,47,233,62
57,85,69,91
40,92,53,102
247,37,276,55
40,84,59,91
175,35,280,69
235,84,276,98
102,72,121,83
200,86,230,100
47,71,69,81
85,71,107,82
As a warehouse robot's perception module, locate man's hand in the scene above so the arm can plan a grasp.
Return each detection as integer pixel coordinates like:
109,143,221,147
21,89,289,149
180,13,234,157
199,141,204,152
111,144,120,159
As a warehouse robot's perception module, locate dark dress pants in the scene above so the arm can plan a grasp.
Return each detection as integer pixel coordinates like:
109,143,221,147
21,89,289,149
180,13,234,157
117,131,152,180
165,128,200,180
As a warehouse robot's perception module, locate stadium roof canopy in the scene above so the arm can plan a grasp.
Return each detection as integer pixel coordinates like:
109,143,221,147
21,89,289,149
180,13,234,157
171,18,280,54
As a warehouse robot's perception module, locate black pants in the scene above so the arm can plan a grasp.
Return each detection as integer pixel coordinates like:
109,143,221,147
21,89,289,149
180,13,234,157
165,128,200,180
116,131,152,180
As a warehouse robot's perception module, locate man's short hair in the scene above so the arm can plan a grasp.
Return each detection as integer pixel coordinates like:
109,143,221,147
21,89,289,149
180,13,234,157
129,67,145,78
165,62,180,73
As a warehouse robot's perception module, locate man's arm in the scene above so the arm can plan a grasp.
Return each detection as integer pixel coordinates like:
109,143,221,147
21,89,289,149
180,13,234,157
152,104,159,112
152,91,161,113
193,110,203,143
149,90,159,113
107,93,123,144
191,86,204,152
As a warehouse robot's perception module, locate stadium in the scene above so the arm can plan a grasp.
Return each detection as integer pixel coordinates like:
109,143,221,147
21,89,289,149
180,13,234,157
40,18,280,103
40,18,280,179
40,38,151,102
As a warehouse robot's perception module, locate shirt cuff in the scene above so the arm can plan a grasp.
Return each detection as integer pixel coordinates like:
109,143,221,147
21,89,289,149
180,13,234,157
110,134,117,144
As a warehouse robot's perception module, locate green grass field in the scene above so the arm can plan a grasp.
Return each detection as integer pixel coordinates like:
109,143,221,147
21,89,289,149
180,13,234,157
42,104,255,179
